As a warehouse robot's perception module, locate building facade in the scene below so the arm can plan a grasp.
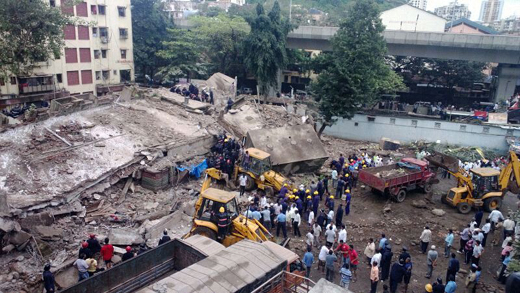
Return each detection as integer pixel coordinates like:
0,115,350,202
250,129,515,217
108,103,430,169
492,16,520,35
408,0,427,10
0,0,134,109
446,18,498,34
381,4,446,32
479,0,504,24
434,1,471,21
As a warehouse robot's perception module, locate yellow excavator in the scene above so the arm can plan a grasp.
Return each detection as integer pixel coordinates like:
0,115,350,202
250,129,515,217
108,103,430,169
426,151,520,214
183,169,273,247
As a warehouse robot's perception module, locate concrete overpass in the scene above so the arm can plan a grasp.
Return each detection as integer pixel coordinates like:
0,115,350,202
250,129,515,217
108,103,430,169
288,26,520,101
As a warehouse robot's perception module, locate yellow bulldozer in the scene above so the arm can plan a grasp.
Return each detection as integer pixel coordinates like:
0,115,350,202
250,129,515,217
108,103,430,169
425,151,520,214
183,169,273,247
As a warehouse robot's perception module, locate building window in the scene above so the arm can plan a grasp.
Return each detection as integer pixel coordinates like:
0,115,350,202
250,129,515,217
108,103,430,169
95,71,101,81
50,0,56,7
65,48,78,63
118,6,126,17
94,50,100,59
121,49,127,59
119,28,128,39
390,118,396,124
60,0,74,15
81,70,93,84
79,48,91,63
91,5,97,15
76,2,88,17
92,27,98,37
411,120,418,126
120,70,131,83
98,5,106,15
0,78,5,86
67,71,80,86
434,122,441,129
460,125,467,131
63,25,76,40
56,74,63,83
483,126,490,134
101,50,107,58
78,25,89,40
99,27,108,43
10,77,17,85
102,70,110,80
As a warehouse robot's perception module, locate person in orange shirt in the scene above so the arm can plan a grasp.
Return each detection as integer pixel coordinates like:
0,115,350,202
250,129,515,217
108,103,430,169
370,262,379,293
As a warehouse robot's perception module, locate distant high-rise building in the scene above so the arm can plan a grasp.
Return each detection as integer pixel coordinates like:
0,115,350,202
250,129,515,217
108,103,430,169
434,1,471,21
409,0,427,10
479,0,504,23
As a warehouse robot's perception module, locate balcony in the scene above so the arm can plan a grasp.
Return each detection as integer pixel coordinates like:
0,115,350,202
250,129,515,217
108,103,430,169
18,76,56,95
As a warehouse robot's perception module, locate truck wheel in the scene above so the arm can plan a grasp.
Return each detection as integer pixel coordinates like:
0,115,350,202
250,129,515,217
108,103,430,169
394,189,406,203
423,184,433,193
192,226,217,241
441,193,448,204
484,197,502,212
242,174,256,191
456,202,471,214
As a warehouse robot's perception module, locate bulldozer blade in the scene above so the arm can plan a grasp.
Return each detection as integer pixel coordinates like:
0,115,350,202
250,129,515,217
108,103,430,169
509,181,520,195
424,152,459,173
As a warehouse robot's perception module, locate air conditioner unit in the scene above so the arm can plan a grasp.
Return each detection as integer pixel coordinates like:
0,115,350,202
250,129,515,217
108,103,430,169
101,37,108,44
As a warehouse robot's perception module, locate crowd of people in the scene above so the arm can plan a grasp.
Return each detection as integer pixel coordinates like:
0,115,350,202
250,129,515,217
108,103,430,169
170,83,215,104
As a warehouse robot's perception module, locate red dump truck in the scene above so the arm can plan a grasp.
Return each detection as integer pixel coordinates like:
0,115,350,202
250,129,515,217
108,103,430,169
359,158,437,202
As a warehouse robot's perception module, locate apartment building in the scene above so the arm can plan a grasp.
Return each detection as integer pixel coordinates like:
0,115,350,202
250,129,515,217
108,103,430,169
0,0,134,109
409,0,427,11
479,0,504,24
434,1,471,21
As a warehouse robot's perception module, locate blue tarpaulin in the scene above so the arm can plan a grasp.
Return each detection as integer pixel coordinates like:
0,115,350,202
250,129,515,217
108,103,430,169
177,159,208,179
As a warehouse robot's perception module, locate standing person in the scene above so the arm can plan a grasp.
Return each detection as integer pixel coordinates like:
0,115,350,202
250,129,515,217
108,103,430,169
444,229,454,257
293,210,302,237
502,241,514,261
370,262,379,293
325,225,336,247
498,251,511,283
464,238,474,264
403,258,413,293
465,266,477,292
349,245,359,281
338,224,347,244
79,241,92,259
306,230,314,250
481,219,491,247
313,222,322,248
365,238,376,264
100,238,114,269
327,208,334,226
446,253,459,282
217,207,230,240
399,247,411,263
239,174,247,197
331,169,338,189
458,224,471,254
471,240,483,266
420,226,432,254
503,216,515,240
336,204,344,227
73,254,89,282
336,177,345,199
260,206,271,230
325,250,338,282
303,247,314,278
379,233,388,250
475,208,484,227
85,256,97,277
122,246,135,262
312,193,320,216
276,212,287,238
43,264,55,293
389,260,405,293
323,176,330,195
158,230,171,245
432,277,444,293
335,240,350,265
308,207,315,227
318,244,329,273
488,208,504,231
340,263,353,289
444,275,457,293
87,234,101,259
425,245,438,279
381,245,393,282
345,189,351,216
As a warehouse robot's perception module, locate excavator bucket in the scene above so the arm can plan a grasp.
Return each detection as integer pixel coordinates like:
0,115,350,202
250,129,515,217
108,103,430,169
424,152,460,173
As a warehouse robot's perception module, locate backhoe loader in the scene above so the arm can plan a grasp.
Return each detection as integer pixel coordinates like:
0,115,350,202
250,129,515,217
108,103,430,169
183,170,273,247
425,151,520,214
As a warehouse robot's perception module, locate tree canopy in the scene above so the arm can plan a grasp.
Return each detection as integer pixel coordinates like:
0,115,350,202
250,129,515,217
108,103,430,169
312,0,404,135
131,0,173,78
243,1,291,97
0,0,73,78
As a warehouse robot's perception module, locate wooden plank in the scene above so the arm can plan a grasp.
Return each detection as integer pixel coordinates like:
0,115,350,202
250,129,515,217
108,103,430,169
44,127,72,146
118,177,133,204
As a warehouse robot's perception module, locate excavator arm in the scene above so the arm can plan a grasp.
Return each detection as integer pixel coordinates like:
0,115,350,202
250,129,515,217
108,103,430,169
499,151,520,194
425,152,474,194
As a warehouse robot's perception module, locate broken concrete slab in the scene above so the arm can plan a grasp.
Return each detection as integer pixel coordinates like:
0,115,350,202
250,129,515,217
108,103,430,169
432,209,446,217
19,212,54,230
144,210,191,243
108,228,144,246
54,266,77,289
245,124,329,174
380,137,401,151
7,230,31,246
34,226,63,241
0,217,21,233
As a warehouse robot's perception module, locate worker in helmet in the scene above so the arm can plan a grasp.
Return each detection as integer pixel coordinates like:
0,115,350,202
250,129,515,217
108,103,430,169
304,195,312,215
79,241,92,259
122,246,134,262
216,206,230,241
279,183,289,198
295,196,303,215
312,192,320,216
327,195,335,210
345,189,352,216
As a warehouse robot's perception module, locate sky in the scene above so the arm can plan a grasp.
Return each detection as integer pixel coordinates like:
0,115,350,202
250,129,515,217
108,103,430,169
426,0,520,20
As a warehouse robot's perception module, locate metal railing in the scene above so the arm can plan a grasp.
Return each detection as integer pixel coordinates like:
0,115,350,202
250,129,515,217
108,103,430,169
252,271,316,293
20,84,55,94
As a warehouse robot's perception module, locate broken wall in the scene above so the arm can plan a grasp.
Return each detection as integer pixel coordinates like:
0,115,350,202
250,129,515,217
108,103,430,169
245,124,328,174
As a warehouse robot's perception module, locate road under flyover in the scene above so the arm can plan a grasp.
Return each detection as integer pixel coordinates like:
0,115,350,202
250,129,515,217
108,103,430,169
287,26,520,102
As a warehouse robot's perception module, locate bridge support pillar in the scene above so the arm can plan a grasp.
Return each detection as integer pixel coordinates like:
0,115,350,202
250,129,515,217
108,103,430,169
495,65,520,103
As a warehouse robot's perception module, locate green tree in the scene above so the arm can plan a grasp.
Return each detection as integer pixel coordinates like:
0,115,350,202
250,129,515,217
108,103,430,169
131,0,173,79
0,0,74,77
313,0,404,136
243,1,291,98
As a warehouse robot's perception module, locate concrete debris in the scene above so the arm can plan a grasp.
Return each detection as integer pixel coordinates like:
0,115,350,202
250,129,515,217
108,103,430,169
7,230,31,246
411,200,428,209
0,217,21,233
2,244,15,253
143,210,191,243
431,209,446,217
108,228,144,246
33,226,63,241
380,137,401,151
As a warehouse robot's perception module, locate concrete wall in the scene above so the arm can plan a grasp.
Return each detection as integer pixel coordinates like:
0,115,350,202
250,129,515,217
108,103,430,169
323,114,518,152
447,23,487,34
381,5,446,32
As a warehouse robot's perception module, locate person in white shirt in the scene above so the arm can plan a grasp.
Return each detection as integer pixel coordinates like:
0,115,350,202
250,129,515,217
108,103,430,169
364,238,376,264
481,219,491,247
313,223,322,248
331,169,338,189
503,216,515,239
371,249,382,267
488,209,504,230
318,245,330,273
308,210,315,227
469,219,478,233
325,225,336,246
327,209,334,226
239,174,247,196
260,194,267,208
338,225,347,243
293,210,301,237
326,223,337,233
273,202,281,216
420,226,432,254
306,231,314,249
